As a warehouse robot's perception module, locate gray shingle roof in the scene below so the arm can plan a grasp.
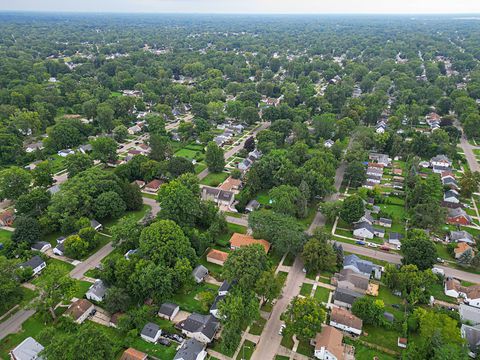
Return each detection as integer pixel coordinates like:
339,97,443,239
192,265,208,281
87,280,107,299
333,287,364,306
21,255,45,270
177,313,219,341
10,337,44,360
141,322,160,338
173,338,205,360
462,324,480,354
343,254,374,276
159,303,179,317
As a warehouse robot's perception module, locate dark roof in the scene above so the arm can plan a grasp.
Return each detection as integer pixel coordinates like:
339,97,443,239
90,219,102,229
177,313,219,341
141,322,160,338
462,324,480,354
333,287,364,306
173,338,205,360
55,243,65,252
383,312,395,322
31,242,49,251
219,280,234,293
343,254,374,275
353,221,374,234
389,233,403,241
159,303,179,317
192,265,208,280
379,218,392,225
210,295,226,311
21,255,45,269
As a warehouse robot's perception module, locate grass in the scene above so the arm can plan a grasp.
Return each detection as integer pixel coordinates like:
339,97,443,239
216,223,247,247
344,338,397,360
275,356,290,360
0,287,37,318
198,253,225,280
300,283,313,297
0,313,45,359
430,282,457,303
249,317,267,336
282,252,295,266
236,340,256,360
141,192,157,199
194,163,207,174
0,228,12,242
296,339,313,357
101,204,152,233
168,282,219,314
281,334,294,349
314,287,330,303
174,148,204,161
256,191,271,206
211,336,239,358
73,280,94,299
199,172,229,187
361,324,400,351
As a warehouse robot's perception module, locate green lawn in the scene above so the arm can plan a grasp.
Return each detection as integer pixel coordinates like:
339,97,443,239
194,163,207,174
275,356,290,360
216,223,247,247
249,317,267,336
314,287,330,303
283,252,295,266
345,339,397,360
296,339,313,357
300,283,313,297
430,282,457,303
0,228,12,242
199,172,229,187
174,148,204,161
256,191,271,206
198,252,225,280
361,324,400,351
0,287,36,318
141,192,157,199
101,204,152,233
168,282,219,314
236,340,256,360
74,280,94,299
0,313,45,359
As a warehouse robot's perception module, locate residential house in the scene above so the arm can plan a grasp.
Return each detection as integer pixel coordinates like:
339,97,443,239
431,155,452,168
132,180,146,189
238,158,252,171
31,242,51,253
324,139,335,148
90,219,103,231
10,337,44,360
376,123,387,134
366,174,382,184
398,338,408,349
209,294,226,319
176,313,220,343
158,303,180,321
332,287,364,309
343,255,375,278
144,179,163,193
369,153,391,167
19,255,46,276
312,326,346,360
47,184,60,195
444,278,480,307
448,230,475,245
444,189,460,204
461,324,480,358
218,280,234,296
192,265,209,283
245,199,261,212
124,249,138,260
53,243,65,256
119,348,148,360
173,338,207,360
219,177,242,193
388,233,403,249
0,210,15,226
78,144,92,154
200,186,235,208
86,279,107,302
447,208,472,226
378,218,393,228
441,172,459,190
460,304,480,326
25,142,44,153
58,149,75,157
229,233,271,253
353,222,375,239
141,322,162,343
206,249,229,266
433,164,452,174
64,299,94,324
329,307,363,336
332,269,370,294
366,167,383,177
454,243,473,260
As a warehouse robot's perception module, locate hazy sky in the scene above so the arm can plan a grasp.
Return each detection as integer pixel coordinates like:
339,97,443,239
1,0,480,14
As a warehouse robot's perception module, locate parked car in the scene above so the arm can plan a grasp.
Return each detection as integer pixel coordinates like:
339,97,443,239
379,246,390,252
356,241,366,246
157,338,171,346
89,309,97,316
367,242,378,248
164,333,184,343
437,257,445,264
279,324,286,335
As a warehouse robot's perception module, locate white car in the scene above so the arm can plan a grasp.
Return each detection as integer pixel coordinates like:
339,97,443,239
279,324,286,335
367,242,378,248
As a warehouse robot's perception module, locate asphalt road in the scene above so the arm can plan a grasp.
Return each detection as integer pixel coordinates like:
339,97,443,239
0,309,35,341
456,120,480,172
69,241,114,280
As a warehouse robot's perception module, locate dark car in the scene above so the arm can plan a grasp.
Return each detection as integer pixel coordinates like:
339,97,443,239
157,338,171,346
392,304,400,309
89,309,97,316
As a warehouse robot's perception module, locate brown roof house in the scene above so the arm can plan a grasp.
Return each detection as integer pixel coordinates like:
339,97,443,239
206,249,229,266
120,347,148,360
0,210,15,227
64,299,94,324
144,179,164,193
312,325,346,360
332,269,370,294
229,233,271,253
455,242,474,260
329,307,363,336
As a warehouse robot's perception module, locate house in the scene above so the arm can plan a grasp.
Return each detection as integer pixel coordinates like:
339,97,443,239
132,180,146,189
398,337,408,349
128,125,142,135
460,304,480,325
332,287,364,309
388,233,403,249
206,249,229,266
442,176,459,190
461,324,480,358
141,322,162,343
454,243,473,260
324,139,335,148
245,199,260,212
376,123,386,133
177,313,220,343
19,255,46,276
158,302,180,321
218,280,234,296
10,337,44,360
53,242,65,256
447,208,472,226
312,326,345,360
238,158,252,171
366,174,382,184
431,154,452,168
0,210,15,226
444,278,480,307
329,307,363,336
433,164,451,174
201,186,235,208
366,167,383,177
444,189,460,204
78,144,92,154
448,231,475,245
57,149,75,157
378,218,392,228
332,268,370,294
173,338,207,360
47,184,60,195
124,249,138,260
144,179,163,193
369,153,391,167
86,279,107,302
25,142,44,153
219,177,242,193
31,242,51,253
192,265,209,283
343,254,374,278
64,299,94,324
120,348,148,360
229,233,271,253
356,211,374,225
209,294,226,318
353,222,374,240
90,219,103,231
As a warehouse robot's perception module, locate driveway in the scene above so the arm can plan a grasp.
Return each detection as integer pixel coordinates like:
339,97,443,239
69,241,114,280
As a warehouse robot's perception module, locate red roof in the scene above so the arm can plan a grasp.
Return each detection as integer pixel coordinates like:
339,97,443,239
145,179,163,190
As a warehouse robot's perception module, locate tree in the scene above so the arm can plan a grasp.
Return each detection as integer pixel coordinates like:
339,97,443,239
96,103,115,132
111,215,142,249
282,296,325,341
345,161,366,188
15,188,51,218
146,115,166,136
113,125,128,143
35,264,77,320
65,153,94,178
32,161,54,188
12,216,40,247
340,195,364,224
240,107,260,125
351,297,385,325
94,191,126,219
64,234,90,259
104,286,132,313
249,210,306,255
223,245,269,292
0,167,32,200
255,270,283,304
320,201,342,224
120,181,143,211
205,141,225,173
459,170,480,198
0,256,22,312
91,137,118,164
167,156,195,178
198,290,215,312
243,136,256,152
269,185,302,217
401,230,438,270
149,134,173,162
302,230,337,274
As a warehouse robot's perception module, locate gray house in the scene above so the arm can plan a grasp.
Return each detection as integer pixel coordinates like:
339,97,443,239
332,287,364,309
173,338,207,360
10,337,44,360
192,265,209,283
158,302,180,321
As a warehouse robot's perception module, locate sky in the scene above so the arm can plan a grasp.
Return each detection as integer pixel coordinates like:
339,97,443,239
0,0,480,14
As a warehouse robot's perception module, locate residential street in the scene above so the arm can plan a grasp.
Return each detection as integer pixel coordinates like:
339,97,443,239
0,310,35,341
69,241,114,280
456,120,480,172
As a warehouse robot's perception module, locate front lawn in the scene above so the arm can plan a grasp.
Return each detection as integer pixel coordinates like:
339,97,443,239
101,204,152,232
314,287,330,303
236,340,256,360
199,172,229,187
216,223,247,247
0,228,12,242
249,317,267,336
361,325,400,351
300,283,313,297
168,282,219,314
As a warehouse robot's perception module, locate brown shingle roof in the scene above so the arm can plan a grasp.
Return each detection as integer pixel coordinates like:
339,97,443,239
207,249,229,262
314,326,344,359
145,179,163,190
219,177,242,191
120,347,147,360
229,233,271,253
330,307,363,331
65,299,93,321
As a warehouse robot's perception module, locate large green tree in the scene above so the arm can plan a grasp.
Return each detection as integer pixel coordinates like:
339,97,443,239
282,296,325,341
302,230,337,274
0,167,32,200
205,141,225,173
91,137,118,164
340,195,364,224
401,230,438,271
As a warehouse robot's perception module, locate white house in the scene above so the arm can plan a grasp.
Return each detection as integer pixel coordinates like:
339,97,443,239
324,139,335,148
177,313,220,344
329,307,363,336
10,337,44,360
159,303,180,321
141,322,162,343
53,243,65,256
353,222,374,240
431,154,452,168
444,190,460,204
31,241,52,253
64,299,94,324
19,255,46,277
313,326,345,360
86,279,107,302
